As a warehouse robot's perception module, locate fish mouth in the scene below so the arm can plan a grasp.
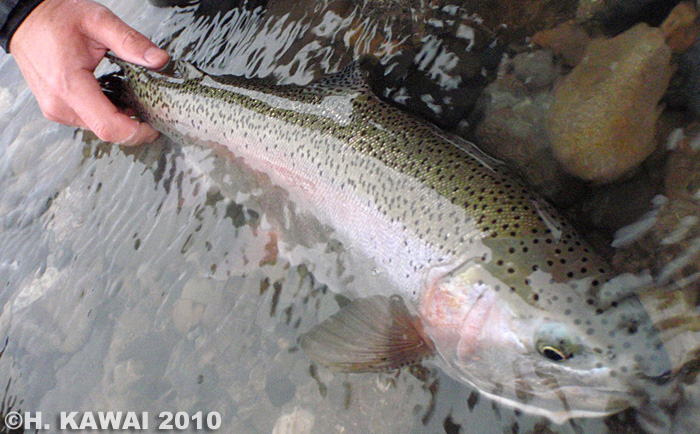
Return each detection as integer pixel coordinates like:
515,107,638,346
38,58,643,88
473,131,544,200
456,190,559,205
455,356,633,421
441,350,633,422
482,386,631,423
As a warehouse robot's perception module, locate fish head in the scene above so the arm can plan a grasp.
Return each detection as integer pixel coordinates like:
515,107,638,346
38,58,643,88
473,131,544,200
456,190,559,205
100,55,206,130
100,55,160,112
418,252,671,422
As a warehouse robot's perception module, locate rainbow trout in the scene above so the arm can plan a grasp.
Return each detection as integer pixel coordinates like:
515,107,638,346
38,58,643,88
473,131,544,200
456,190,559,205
102,54,670,422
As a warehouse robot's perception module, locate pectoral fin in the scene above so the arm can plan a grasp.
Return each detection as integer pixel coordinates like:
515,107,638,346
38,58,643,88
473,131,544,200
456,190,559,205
299,295,434,372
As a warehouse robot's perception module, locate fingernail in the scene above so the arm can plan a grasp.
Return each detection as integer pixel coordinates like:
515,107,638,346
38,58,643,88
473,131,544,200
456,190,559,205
118,121,141,146
143,127,160,143
124,122,160,146
144,47,168,66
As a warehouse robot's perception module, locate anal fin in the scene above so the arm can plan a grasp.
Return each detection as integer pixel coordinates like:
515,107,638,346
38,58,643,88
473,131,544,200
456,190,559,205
299,295,434,372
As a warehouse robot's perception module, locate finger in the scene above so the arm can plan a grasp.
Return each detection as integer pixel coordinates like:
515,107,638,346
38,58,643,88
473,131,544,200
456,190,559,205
117,121,160,146
81,6,169,69
35,95,87,129
66,70,159,145
113,106,156,144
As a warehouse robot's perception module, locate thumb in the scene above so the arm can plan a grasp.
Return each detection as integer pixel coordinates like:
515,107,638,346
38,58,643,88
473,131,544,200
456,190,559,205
81,6,169,68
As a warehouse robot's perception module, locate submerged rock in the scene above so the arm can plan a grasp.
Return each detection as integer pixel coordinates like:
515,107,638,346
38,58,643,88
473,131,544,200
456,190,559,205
666,1,700,117
676,43,700,118
660,1,700,53
459,0,579,45
612,125,700,306
352,0,578,46
473,52,582,204
0,87,11,113
532,20,592,67
572,158,665,236
511,50,558,91
577,0,682,34
272,407,314,434
361,4,503,129
547,23,673,183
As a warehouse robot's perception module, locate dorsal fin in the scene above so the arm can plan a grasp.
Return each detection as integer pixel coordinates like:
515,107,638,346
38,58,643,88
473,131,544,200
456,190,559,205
105,52,203,82
173,60,204,80
308,61,371,94
104,52,131,72
299,295,434,372
150,58,203,81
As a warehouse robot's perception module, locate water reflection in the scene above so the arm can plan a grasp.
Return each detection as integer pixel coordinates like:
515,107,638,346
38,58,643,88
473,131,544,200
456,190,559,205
151,0,503,128
0,0,698,433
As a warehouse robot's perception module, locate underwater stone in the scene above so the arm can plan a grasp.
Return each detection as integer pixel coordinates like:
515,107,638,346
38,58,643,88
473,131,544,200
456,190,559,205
265,370,296,407
172,299,205,334
577,0,682,34
663,3,700,117
8,119,52,175
660,1,700,53
511,50,558,91
532,20,592,67
613,124,700,305
547,23,673,183
460,0,579,44
573,165,663,234
473,57,582,205
0,87,11,113
182,277,216,305
272,407,314,434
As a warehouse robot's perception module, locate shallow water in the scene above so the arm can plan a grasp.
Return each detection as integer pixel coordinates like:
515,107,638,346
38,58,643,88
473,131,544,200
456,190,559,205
0,1,699,434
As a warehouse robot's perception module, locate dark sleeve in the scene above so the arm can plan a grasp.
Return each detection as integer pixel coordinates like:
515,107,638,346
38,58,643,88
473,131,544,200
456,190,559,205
0,0,45,53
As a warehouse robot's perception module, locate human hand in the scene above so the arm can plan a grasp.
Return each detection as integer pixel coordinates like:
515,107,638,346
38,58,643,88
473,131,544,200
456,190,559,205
9,0,169,145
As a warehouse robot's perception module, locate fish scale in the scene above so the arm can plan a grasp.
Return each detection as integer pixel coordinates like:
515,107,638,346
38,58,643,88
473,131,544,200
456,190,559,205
102,55,670,422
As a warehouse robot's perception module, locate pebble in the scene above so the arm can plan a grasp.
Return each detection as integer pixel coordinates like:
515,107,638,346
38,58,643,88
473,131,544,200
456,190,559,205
473,54,583,204
272,408,315,434
511,51,557,91
576,0,681,34
547,23,673,182
0,87,12,113
455,0,578,45
13,266,59,310
531,20,592,67
660,1,700,53
573,165,663,233
181,277,217,305
659,3,700,115
675,43,700,118
172,299,205,334
7,119,53,175
612,124,700,305
111,359,145,392
265,369,297,407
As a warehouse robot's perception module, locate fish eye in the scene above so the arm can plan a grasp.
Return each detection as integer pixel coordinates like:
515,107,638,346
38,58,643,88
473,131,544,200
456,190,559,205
538,345,568,362
535,322,579,363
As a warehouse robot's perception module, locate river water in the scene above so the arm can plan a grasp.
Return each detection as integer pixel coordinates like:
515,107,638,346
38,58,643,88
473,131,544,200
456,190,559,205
0,1,698,433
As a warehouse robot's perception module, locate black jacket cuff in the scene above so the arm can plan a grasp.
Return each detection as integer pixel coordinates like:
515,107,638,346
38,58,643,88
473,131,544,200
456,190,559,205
0,0,45,53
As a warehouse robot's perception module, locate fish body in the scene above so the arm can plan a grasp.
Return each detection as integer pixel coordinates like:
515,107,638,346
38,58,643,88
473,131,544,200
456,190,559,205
103,55,670,422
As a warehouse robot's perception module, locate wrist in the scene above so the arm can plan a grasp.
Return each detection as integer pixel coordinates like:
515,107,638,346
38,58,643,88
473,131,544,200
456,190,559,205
2,0,47,53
